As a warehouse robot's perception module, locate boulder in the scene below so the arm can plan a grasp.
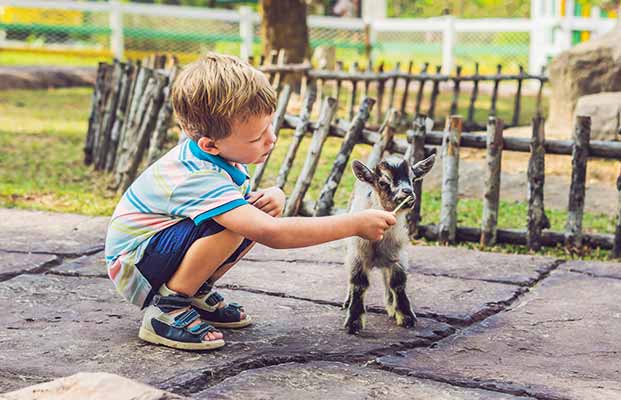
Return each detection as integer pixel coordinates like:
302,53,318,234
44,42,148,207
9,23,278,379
548,23,621,134
574,92,621,141
0,372,185,400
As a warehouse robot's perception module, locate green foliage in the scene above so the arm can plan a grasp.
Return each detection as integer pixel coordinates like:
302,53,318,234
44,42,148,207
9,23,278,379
387,0,530,18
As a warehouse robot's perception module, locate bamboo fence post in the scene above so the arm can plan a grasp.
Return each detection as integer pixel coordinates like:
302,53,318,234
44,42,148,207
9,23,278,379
250,85,292,191
613,169,621,258
449,65,462,116
511,65,524,126
428,65,442,120
276,84,317,189
376,62,386,123
284,97,338,217
106,62,136,171
438,115,462,244
314,97,376,216
387,61,401,111
85,62,107,165
527,114,550,251
414,62,429,117
406,114,428,238
347,61,359,121
146,66,179,165
399,61,414,121
565,115,591,251
490,64,502,116
466,63,480,128
481,116,504,247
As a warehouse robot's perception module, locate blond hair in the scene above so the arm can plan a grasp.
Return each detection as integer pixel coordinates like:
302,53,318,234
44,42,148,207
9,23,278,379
172,53,276,141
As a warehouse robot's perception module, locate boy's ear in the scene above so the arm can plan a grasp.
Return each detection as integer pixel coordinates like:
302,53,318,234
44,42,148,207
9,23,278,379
411,154,436,180
352,160,376,184
197,137,220,155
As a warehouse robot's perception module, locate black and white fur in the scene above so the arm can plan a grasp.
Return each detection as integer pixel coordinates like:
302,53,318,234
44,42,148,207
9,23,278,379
343,154,435,334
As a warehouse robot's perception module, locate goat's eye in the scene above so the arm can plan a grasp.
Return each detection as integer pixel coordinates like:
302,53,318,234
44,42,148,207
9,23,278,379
378,181,390,190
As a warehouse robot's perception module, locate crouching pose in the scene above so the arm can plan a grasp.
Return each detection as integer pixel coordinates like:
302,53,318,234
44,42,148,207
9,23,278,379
344,154,435,334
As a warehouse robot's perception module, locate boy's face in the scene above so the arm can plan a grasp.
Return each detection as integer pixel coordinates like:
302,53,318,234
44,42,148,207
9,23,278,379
198,113,276,165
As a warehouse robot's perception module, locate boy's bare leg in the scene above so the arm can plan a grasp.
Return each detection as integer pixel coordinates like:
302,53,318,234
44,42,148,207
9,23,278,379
207,242,256,283
164,228,245,340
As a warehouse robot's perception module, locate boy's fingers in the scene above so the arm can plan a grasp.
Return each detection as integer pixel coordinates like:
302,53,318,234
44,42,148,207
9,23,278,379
246,192,264,204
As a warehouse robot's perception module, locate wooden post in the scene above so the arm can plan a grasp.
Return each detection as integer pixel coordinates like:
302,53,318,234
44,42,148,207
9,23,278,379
333,60,344,103
90,63,114,169
106,62,136,171
399,61,414,121
527,114,550,251
147,66,179,166
414,62,429,117
387,62,401,111
85,63,107,166
366,109,399,169
481,116,504,247
364,59,372,98
613,169,621,258
428,65,442,120
565,115,591,251
250,85,292,191
376,62,386,123
284,97,338,217
406,114,429,238
314,97,376,216
535,66,546,115
466,63,480,128
271,49,286,90
490,64,502,116
276,84,317,189
512,65,524,126
347,61,359,121
449,65,462,116
439,115,462,244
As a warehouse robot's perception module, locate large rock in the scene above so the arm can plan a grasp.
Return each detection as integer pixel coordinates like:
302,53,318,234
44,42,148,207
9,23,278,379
574,92,621,141
0,372,184,400
548,24,621,133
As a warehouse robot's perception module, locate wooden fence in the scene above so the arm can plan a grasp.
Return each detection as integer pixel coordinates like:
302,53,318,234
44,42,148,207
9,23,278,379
249,84,621,258
253,50,548,133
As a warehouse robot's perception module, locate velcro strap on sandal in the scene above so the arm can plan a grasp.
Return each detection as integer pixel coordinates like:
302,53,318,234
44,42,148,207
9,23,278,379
228,302,243,310
195,282,213,297
152,294,193,312
188,321,217,336
171,308,200,329
205,291,225,307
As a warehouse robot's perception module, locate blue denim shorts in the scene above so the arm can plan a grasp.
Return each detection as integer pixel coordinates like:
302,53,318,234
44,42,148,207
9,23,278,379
136,217,252,308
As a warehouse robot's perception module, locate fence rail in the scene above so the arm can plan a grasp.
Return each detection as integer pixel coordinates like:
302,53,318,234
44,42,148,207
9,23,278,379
1,0,618,73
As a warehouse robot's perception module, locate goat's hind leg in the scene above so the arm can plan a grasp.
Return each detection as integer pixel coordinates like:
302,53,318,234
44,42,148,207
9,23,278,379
389,263,416,328
344,260,369,334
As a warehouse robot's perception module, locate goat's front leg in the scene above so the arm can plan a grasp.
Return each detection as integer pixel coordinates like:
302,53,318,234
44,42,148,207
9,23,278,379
344,261,370,334
382,268,396,318
388,263,416,328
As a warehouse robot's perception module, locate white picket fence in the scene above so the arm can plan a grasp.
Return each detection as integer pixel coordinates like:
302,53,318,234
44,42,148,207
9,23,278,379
0,0,617,73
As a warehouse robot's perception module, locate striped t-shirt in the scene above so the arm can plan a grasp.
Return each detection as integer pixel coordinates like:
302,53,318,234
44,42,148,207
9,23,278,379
105,139,251,306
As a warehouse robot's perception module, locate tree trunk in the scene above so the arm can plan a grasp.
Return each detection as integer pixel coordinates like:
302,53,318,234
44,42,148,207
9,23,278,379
260,0,310,89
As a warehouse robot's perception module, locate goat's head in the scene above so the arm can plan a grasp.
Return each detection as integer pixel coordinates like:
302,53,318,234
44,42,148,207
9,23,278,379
352,154,436,212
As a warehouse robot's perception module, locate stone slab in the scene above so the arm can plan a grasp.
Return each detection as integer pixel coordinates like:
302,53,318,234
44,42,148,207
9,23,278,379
196,361,533,400
0,209,108,255
0,274,451,395
0,251,58,281
376,270,621,399
49,253,107,278
219,259,526,325
563,259,621,280
246,242,556,286
1,372,185,400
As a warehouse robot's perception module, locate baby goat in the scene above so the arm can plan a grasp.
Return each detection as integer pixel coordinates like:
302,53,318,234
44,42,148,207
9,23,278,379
343,153,435,334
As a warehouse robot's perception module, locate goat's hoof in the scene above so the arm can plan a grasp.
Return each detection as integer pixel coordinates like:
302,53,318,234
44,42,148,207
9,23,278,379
396,312,417,328
344,317,363,335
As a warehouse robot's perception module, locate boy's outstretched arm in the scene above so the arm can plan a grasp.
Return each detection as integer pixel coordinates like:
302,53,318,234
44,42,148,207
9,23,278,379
213,204,396,249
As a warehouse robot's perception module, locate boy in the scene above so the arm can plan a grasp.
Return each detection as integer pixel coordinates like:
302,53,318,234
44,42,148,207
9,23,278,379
105,53,396,351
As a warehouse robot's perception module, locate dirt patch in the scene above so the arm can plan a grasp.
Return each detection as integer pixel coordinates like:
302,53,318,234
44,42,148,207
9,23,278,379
0,66,95,90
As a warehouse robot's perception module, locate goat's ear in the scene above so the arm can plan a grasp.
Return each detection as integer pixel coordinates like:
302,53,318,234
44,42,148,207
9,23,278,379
411,154,436,179
352,160,376,184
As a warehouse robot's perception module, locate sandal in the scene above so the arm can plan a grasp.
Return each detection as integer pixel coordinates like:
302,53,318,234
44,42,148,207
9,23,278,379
139,294,225,350
191,283,252,329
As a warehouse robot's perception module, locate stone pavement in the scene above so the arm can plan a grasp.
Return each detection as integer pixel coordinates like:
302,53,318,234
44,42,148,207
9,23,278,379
0,208,619,400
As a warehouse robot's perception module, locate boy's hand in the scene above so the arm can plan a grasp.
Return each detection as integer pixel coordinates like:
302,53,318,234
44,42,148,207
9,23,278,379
354,209,397,241
246,187,286,217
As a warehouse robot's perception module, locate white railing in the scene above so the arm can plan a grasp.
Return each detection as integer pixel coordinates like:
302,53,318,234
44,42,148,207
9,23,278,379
0,0,617,73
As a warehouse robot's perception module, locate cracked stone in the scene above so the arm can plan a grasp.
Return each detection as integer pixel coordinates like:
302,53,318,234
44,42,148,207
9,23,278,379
246,242,556,285
218,259,526,325
0,251,58,280
0,274,450,395
49,252,107,277
195,361,534,399
563,259,621,280
0,209,107,255
376,270,621,399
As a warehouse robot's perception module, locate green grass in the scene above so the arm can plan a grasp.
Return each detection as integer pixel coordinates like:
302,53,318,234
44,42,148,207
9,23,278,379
0,50,109,67
0,87,614,260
